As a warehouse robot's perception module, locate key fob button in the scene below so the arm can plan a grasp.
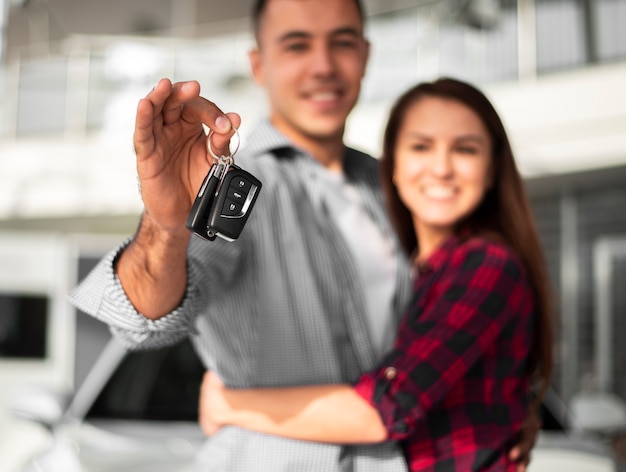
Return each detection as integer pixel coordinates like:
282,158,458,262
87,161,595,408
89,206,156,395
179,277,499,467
226,186,246,202
222,198,243,217
230,176,251,193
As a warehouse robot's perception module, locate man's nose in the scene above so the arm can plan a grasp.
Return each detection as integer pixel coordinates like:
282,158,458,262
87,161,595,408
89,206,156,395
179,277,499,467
310,44,336,77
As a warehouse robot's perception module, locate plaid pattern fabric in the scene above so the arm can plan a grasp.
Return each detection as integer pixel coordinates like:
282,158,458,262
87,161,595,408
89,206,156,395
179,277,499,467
354,236,533,472
70,119,414,472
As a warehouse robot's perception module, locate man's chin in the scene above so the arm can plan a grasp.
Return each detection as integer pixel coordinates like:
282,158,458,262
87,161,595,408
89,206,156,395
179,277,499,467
299,119,347,141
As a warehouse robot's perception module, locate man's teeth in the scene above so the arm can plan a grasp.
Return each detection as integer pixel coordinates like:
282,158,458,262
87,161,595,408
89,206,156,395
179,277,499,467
311,92,338,101
424,186,455,198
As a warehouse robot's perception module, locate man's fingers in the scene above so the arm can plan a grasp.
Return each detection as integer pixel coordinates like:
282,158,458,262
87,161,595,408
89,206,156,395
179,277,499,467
168,95,239,158
134,78,175,157
209,112,242,157
508,446,520,461
514,453,529,472
509,446,530,472
162,81,201,125
134,98,158,157
145,78,176,121
133,77,243,165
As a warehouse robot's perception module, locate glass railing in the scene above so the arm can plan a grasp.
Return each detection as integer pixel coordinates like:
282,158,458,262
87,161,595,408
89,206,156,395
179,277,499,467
1,0,625,140
0,34,255,139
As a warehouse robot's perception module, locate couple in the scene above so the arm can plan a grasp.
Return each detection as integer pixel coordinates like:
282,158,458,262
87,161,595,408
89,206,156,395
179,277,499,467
70,0,552,470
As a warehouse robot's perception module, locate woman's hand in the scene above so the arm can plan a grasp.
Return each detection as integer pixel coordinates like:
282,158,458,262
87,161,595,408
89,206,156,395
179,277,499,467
199,371,230,436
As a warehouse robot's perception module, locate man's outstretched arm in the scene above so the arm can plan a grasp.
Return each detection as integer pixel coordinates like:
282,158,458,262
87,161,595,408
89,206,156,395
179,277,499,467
116,79,240,319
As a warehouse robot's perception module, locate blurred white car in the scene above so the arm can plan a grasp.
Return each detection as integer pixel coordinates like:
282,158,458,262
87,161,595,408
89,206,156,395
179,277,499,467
10,337,206,472
8,337,626,472
529,389,626,472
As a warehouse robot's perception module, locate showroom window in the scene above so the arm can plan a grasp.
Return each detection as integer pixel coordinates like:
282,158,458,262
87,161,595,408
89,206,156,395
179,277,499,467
0,293,48,359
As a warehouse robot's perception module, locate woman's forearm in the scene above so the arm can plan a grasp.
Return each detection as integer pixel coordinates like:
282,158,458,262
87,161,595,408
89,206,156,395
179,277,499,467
207,379,388,444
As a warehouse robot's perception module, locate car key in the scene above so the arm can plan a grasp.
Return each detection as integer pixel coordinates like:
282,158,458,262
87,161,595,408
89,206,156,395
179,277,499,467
186,125,262,242
206,165,262,241
185,161,229,240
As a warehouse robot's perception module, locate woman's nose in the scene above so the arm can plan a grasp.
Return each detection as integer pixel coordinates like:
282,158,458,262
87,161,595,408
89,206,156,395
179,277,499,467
430,148,454,176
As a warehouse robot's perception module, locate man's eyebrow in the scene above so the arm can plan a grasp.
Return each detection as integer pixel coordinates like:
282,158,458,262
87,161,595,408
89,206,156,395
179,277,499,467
277,27,362,43
330,27,362,37
277,31,311,43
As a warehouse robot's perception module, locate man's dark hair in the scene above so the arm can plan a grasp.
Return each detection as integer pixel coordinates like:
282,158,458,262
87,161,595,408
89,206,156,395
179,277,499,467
251,0,366,43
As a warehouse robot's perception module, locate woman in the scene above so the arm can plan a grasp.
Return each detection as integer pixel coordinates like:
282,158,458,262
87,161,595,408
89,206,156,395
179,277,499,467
200,78,553,471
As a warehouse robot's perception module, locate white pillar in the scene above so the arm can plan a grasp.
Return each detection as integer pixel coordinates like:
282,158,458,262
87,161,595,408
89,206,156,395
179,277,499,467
0,0,9,64
517,0,537,81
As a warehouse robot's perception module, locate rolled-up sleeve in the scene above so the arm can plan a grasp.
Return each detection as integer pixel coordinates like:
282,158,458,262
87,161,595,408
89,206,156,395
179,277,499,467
354,243,533,440
68,239,200,350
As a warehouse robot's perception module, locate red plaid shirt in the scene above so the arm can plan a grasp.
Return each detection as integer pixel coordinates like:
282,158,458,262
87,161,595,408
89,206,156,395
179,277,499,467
354,235,534,471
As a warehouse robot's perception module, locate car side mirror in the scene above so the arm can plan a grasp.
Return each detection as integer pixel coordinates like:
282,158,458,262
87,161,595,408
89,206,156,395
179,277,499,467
9,385,71,430
570,391,626,436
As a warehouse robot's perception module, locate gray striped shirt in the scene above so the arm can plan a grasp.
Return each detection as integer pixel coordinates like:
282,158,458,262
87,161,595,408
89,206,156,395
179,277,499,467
70,119,413,472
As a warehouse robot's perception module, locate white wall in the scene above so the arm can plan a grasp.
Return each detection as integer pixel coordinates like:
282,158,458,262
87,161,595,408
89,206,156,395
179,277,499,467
345,61,626,176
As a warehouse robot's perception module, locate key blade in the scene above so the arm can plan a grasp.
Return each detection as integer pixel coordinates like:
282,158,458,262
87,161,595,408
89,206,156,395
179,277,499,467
186,164,222,239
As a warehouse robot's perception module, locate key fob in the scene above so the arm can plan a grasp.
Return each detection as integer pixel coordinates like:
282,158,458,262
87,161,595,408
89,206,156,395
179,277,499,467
206,165,262,241
186,163,226,240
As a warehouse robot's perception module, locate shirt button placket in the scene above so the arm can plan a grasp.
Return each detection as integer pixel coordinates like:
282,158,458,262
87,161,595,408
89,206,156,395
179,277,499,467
384,366,397,380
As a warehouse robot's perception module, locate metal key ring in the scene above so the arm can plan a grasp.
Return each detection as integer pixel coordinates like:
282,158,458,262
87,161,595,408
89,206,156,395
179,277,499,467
207,125,240,162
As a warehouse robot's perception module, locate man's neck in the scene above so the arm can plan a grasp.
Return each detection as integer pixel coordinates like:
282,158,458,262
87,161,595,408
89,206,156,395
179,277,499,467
271,119,346,172
304,138,345,173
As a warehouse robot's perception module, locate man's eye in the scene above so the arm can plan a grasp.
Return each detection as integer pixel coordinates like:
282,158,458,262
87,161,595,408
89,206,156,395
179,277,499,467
285,43,308,52
334,40,357,49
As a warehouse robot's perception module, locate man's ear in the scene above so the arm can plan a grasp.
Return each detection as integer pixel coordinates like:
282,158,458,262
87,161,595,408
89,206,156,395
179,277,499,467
362,39,371,78
248,48,265,86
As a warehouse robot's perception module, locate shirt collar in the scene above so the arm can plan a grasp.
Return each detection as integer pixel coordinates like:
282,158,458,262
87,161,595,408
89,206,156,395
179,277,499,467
414,234,465,276
243,118,298,158
243,119,367,181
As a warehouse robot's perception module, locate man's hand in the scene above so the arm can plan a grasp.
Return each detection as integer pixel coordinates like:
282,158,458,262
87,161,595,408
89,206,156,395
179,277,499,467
133,78,241,235
508,406,542,471
116,79,241,319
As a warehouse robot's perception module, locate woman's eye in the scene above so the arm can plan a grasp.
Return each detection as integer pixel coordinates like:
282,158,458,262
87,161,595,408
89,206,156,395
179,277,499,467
411,143,429,152
457,146,479,155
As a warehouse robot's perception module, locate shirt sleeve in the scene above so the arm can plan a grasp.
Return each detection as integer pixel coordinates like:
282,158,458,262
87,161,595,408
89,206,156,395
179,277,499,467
353,242,533,440
67,238,201,351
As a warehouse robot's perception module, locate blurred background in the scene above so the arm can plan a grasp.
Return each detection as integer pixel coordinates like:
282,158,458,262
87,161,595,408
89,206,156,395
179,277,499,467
0,0,625,471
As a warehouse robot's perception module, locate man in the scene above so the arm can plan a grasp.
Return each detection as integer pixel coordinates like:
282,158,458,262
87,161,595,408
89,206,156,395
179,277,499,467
70,0,537,470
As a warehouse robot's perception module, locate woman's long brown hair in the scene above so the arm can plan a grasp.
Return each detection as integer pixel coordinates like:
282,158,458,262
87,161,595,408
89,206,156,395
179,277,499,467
380,78,554,402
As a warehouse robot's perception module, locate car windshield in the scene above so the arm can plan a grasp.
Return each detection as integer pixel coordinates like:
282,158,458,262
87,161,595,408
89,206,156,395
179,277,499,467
86,339,205,422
